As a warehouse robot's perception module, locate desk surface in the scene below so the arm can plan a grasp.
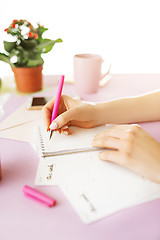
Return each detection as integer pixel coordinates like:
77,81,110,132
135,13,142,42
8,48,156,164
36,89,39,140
0,74,160,240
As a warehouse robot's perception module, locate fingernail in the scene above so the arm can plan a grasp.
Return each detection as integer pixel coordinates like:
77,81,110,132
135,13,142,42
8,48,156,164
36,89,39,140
61,125,68,130
63,129,69,135
50,122,58,130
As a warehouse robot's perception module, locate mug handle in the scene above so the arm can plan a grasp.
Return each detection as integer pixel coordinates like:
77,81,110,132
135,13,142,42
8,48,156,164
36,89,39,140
99,61,111,87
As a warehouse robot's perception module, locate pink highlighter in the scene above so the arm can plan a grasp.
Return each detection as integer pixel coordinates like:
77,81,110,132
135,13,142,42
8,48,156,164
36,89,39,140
23,185,56,207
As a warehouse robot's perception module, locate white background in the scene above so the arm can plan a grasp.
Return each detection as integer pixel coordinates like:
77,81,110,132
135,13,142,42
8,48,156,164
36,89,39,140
0,0,160,77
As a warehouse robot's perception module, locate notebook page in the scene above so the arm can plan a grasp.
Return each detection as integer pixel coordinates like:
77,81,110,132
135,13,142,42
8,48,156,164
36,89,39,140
35,124,112,157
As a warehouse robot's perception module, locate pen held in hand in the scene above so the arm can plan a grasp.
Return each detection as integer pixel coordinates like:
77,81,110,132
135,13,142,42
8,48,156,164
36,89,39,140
49,130,53,139
49,125,69,139
49,75,65,140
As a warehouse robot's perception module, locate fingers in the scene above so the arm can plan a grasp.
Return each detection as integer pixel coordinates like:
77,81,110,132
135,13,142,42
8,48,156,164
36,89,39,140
42,95,69,131
42,98,55,131
98,150,121,164
54,126,69,135
93,138,129,168
42,95,80,131
94,124,140,141
92,136,121,150
50,108,77,130
93,124,138,152
94,128,124,140
61,125,69,135
92,124,142,167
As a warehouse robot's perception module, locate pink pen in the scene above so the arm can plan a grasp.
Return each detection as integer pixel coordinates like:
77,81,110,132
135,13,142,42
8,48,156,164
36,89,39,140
23,185,56,207
49,75,64,139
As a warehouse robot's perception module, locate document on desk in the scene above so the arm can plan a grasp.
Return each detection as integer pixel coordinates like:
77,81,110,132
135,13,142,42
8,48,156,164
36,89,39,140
34,124,160,224
0,103,43,142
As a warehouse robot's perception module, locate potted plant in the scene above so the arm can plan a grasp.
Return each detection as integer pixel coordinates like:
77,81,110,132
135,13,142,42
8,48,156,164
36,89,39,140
0,19,62,93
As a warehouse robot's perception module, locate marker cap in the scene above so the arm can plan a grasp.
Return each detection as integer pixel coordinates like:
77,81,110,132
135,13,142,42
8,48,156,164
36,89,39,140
23,185,56,207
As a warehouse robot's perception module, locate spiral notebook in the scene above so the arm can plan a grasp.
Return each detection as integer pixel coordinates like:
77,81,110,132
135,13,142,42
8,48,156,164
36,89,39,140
34,123,110,186
34,124,109,158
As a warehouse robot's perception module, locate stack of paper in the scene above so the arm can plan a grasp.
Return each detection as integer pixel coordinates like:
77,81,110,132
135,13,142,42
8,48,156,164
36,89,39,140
34,124,160,224
0,103,42,142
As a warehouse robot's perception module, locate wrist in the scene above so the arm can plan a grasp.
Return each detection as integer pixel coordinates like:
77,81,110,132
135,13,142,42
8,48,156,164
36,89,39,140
94,102,110,125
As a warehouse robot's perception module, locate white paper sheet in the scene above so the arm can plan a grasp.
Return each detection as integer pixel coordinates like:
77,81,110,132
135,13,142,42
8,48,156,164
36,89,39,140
34,124,160,223
59,151,160,223
0,103,43,142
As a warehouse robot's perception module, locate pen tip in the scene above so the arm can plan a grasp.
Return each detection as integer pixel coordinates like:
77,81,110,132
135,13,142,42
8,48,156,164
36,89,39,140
49,130,53,140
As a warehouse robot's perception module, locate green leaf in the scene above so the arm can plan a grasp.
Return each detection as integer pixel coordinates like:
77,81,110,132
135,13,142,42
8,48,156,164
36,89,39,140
21,39,37,49
26,57,44,67
4,41,16,53
37,39,53,53
34,38,62,53
0,53,15,67
36,27,48,38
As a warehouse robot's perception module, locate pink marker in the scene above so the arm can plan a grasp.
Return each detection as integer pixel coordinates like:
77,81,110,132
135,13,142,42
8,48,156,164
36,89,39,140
23,185,56,207
49,75,64,139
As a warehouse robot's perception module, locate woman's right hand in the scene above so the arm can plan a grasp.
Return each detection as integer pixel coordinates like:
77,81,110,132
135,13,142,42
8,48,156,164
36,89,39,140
42,95,99,131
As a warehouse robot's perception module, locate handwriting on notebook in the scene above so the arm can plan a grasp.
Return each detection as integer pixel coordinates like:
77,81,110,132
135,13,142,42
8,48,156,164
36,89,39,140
46,164,54,180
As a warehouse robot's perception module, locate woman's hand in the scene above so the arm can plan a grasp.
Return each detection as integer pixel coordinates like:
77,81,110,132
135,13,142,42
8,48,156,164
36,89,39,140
92,124,160,183
42,95,99,131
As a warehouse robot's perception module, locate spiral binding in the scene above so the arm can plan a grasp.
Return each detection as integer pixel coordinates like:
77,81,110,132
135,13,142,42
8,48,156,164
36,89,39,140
38,126,45,155
41,147,102,158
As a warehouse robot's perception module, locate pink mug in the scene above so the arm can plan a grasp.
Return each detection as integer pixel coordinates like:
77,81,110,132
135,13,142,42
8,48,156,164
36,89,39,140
73,53,110,95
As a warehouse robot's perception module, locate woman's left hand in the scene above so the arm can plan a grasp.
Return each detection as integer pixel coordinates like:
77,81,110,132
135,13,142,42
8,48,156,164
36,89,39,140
92,124,160,183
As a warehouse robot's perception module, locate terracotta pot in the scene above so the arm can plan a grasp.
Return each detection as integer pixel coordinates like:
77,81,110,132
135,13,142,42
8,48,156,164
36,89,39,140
12,65,43,93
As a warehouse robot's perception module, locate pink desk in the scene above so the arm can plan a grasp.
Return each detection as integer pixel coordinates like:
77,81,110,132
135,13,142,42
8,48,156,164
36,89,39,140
0,74,160,240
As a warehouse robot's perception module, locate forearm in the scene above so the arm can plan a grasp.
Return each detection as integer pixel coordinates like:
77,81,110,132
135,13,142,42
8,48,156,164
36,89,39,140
96,90,160,125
